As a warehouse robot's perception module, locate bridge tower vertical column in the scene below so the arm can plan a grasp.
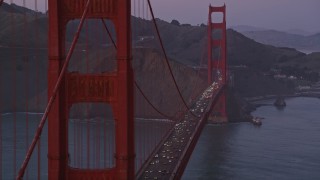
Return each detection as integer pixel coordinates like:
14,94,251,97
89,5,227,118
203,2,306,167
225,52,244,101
208,5,228,123
47,0,68,179
47,0,134,179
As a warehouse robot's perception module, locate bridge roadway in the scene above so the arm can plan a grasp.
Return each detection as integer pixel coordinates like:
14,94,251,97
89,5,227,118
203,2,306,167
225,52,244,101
137,82,221,179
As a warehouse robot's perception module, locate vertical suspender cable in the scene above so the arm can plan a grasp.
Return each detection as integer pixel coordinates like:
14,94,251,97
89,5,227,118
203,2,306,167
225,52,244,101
133,0,136,17
101,20,117,49
142,0,144,21
147,0,200,118
9,0,18,177
37,141,40,179
138,0,140,18
103,109,106,168
85,19,90,169
22,0,29,178
97,119,100,168
108,126,111,167
187,44,208,105
33,0,41,179
0,20,2,179
135,82,172,119
101,19,175,119
16,0,92,179
80,115,83,167
73,113,76,166
0,70,1,179
214,40,222,83
101,19,173,119
103,23,107,167
101,22,107,166
93,21,101,169
96,20,101,168
93,20,98,165
142,0,145,37
45,0,48,14
146,0,148,25
99,24,103,169
77,108,80,167
76,22,81,168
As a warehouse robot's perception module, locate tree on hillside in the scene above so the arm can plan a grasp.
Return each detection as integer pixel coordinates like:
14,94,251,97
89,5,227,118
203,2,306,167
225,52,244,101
171,19,180,26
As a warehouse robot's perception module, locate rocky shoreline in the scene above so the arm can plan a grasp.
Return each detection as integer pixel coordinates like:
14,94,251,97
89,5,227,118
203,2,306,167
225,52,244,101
238,92,320,126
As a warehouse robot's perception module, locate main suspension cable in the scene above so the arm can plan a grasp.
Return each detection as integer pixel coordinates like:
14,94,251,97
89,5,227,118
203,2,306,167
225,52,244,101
147,0,200,118
134,81,173,119
101,19,174,120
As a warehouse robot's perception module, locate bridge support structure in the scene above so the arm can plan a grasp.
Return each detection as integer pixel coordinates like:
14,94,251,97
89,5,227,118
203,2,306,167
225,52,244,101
208,4,228,123
47,0,134,179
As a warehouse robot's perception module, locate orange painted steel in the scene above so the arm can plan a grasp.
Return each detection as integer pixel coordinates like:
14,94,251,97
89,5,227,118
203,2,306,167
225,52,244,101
46,0,134,179
208,4,228,121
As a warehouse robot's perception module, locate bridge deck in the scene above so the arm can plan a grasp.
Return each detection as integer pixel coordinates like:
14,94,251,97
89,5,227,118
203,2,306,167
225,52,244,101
137,83,220,179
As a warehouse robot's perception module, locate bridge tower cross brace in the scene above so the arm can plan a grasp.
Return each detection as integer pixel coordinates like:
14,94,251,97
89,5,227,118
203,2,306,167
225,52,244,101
47,0,134,179
208,5,228,122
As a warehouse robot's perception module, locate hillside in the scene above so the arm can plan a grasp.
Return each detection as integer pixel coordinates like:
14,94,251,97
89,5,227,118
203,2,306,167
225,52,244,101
240,30,320,53
137,19,306,70
0,46,207,118
133,48,207,117
0,3,47,46
231,25,317,36
277,52,320,72
1,3,319,114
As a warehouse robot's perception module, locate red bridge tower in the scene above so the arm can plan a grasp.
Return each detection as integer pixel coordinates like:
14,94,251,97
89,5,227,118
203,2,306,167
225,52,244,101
208,4,228,123
47,0,134,179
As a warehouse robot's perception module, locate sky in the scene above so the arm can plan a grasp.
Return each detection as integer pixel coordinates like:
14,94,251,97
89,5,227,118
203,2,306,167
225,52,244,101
150,0,320,33
4,0,320,33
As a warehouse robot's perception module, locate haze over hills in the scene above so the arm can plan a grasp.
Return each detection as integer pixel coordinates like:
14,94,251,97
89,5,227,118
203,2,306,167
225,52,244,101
230,25,320,53
242,30,320,53
230,25,268,33
285,29,316,36
231,25,318,36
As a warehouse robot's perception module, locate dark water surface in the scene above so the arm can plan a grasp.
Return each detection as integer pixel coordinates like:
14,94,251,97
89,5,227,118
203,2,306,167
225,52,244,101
183,97,320,180
1,114,170,179
2,97,320,179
